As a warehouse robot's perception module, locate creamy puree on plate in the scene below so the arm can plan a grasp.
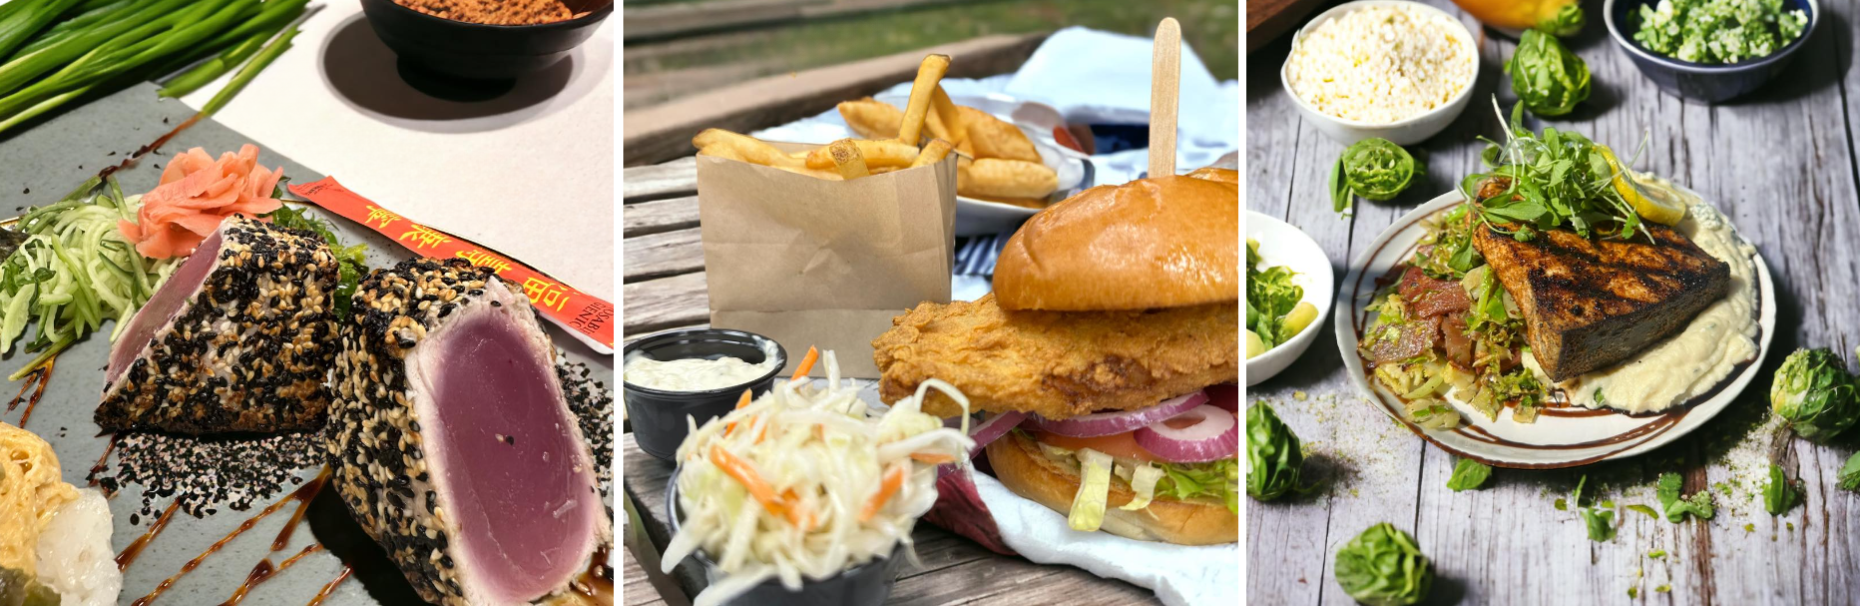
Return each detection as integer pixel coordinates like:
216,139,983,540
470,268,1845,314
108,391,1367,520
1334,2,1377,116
1530,176,1759,414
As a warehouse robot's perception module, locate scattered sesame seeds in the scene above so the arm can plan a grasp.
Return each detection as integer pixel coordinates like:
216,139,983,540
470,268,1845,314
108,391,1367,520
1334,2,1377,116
89,430,323,523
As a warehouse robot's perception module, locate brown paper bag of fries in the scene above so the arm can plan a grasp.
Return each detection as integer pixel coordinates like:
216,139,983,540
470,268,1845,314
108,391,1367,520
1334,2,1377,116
697,144,957,378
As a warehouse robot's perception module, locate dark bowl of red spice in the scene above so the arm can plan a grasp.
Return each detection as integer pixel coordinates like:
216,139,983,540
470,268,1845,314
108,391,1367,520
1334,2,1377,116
361,0,612,81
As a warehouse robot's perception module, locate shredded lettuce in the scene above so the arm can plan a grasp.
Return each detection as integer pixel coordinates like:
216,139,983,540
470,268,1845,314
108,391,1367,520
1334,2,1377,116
1119,463,1166,511
1157,458,1242,514
1069,448,1114,531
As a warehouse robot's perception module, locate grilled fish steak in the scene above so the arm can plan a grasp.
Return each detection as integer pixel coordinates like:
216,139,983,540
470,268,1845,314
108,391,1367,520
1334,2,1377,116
1471,221,1730,382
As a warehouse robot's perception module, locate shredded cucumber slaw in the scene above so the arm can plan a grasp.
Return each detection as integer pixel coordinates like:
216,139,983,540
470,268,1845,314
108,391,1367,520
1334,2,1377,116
0,177,177,374
664,351,976,606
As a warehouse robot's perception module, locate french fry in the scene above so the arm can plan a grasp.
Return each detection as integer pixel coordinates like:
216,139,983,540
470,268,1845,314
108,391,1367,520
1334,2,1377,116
870,166,902,175
959,106,1040,163
911,139,954,168
826,139,870,179
697,144,746,162
839,98,901,140
959,158,1059,199
929,86,971,156
692,129,802,168
841,96,953,144
897,54,950,146
805,139,918,169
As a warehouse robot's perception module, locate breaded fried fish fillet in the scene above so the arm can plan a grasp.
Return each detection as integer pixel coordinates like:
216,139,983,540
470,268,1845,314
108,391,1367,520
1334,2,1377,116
872,294,1238,419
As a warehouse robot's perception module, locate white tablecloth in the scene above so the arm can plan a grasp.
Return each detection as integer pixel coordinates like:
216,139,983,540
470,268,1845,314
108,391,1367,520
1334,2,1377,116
175,0,616,301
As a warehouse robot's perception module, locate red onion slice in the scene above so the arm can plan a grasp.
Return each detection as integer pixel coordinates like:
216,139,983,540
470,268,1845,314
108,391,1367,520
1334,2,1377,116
1024,391,1209,437
965,411,1027,459
1205,384,1238,413
1134,405,1238,463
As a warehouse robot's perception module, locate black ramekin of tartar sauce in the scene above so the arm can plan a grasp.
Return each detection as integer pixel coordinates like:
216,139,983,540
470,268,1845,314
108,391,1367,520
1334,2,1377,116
623,328,787,462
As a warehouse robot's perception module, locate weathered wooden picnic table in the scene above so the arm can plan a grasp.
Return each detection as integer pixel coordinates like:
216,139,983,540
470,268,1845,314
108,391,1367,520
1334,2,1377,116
620,153,1161,606
1247,1,1860,604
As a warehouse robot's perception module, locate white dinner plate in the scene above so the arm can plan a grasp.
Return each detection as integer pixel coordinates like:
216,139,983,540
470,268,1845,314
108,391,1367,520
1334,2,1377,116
1333,191,1776,468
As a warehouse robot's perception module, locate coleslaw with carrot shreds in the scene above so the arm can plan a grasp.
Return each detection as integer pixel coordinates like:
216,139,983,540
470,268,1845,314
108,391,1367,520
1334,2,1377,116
663,347,976,606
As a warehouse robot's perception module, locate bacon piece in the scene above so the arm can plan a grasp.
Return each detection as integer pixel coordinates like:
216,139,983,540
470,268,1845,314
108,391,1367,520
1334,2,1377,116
1398,266,1471,318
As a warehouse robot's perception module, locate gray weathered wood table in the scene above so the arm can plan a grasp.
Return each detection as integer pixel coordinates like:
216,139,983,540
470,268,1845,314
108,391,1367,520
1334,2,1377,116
620,163,1161,604
1247,1,1860,604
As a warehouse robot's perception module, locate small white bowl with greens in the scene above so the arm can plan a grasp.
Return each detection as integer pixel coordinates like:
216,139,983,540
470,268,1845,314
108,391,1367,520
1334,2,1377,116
1247,211,1333,386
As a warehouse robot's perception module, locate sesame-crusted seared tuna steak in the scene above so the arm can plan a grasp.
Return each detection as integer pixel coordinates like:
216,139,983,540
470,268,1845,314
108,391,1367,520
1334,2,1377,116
327,258,608,606
99,216,340,434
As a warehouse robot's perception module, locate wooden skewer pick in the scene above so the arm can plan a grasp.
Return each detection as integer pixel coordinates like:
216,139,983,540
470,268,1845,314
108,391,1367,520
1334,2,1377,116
1149,17,1181,179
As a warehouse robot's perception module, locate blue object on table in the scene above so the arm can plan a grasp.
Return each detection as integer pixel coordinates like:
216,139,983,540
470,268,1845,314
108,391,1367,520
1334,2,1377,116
952,233,1010,301
1603,0,1818,103
1089,123,1150,154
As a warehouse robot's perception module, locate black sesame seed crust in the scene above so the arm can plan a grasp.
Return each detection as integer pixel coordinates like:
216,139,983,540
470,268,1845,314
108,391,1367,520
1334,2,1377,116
97,217,340,435
327,257,609,606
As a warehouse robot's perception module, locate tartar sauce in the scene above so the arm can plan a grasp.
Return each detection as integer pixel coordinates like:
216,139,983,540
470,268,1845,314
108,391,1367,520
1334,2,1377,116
625,349,778,392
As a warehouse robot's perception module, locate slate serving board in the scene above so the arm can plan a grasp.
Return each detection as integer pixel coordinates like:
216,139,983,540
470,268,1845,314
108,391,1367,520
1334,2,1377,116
0,82,615,606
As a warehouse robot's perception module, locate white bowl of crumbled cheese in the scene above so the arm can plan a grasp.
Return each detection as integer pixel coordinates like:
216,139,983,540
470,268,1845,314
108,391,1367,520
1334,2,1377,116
1281,0,1479,146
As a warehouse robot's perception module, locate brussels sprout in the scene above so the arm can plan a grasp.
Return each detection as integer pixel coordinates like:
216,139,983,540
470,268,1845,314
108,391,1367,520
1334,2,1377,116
1246,401,1304,501
1535,4,1585,37
1331,138,1423,213
1505,30,1590,117
1769,348,1860,442
1334,522,1433,606
1838,452,1860,492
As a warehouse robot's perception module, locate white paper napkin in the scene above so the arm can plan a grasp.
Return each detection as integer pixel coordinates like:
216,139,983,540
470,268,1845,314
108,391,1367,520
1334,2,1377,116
970,470,1239,606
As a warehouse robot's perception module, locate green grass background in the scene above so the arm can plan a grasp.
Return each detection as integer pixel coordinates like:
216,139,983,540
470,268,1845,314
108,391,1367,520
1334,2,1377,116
625,0,1238,92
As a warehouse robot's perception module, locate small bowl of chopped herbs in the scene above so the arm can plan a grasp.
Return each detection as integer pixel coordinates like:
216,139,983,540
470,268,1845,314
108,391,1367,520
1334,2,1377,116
1604,0,1816,103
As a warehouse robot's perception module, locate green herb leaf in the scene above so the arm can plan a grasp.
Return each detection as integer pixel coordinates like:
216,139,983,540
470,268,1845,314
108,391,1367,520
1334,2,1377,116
1626,504,1659,519
1657,472,1715,522
1581,507,1615,542
1764,464,1800,516
1446,458,1491,492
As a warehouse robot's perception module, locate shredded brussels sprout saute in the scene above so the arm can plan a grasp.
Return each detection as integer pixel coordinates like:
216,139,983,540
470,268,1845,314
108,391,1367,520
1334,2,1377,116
663,350,976,606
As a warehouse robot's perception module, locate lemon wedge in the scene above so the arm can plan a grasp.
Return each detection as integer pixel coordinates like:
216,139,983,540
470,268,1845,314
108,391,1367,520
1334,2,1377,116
1598,146,1687,226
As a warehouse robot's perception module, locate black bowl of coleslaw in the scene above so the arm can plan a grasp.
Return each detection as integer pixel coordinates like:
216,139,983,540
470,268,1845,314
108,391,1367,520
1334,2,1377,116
623,329,787,461
666,467,907,605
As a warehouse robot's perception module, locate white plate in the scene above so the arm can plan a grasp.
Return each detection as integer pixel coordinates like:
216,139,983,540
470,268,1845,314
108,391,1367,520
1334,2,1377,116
1245,210,1334,386
1333,192,1775,468
873,92,1092,236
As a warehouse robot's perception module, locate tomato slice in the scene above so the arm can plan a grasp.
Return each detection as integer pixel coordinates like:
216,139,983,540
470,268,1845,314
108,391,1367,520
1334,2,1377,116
1029,429,1158,462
